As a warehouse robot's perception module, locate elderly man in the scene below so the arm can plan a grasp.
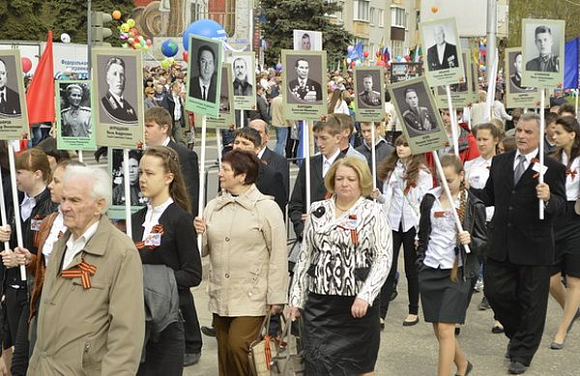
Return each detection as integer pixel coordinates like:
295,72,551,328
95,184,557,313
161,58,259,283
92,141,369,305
0,58,21,116
232,57,253,96
526,25,559,72
27,165,145,376
287,58,322,103
101,57,137,123
189,45,217,102
426,26,458,71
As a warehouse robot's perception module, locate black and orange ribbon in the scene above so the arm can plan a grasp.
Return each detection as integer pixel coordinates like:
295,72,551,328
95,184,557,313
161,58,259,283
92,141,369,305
135,224,165,251
336,214,358,245
567,169,577,180
61,259,97,289
403,183,416,195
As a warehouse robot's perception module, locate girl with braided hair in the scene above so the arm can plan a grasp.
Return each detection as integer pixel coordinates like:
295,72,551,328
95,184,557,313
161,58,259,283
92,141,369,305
415,154,487,376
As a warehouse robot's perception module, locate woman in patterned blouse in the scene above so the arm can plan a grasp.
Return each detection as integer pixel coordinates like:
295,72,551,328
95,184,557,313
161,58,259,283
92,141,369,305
289,156,392,376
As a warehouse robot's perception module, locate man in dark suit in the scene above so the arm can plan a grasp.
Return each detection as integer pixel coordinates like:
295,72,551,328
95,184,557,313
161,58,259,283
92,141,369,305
100,57,138,123
526,25,559,73
402,88,436,132
287,58,323,104
426,26,458,71
249,119,290,198
188,45,217,102
289,114,344,239
471,112,566,375
232,57,253,96
161,81,186,145
0,58,21,116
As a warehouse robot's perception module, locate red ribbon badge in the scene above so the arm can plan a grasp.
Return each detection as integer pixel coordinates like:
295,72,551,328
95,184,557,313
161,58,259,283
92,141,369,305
135,224,165,251
61,259,97,289
567,169,577,180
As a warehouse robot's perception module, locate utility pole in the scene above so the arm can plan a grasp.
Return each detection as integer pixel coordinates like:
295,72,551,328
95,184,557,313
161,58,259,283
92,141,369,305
486,0,497,88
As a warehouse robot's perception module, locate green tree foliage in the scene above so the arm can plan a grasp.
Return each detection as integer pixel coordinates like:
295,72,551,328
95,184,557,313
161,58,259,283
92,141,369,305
0,0,48,41
260,0,353,67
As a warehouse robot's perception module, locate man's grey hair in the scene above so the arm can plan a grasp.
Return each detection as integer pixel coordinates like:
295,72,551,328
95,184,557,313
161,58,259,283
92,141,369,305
519,112,541,128
63,165,112,210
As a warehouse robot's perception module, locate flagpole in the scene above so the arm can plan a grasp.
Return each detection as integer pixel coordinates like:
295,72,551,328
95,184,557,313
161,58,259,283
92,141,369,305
539,90,545,220
123,149,132,238
7,143,27,281
304,120,311,209
197,115,207,252
445,85,459,155
371,122,377,191
78,150,83,163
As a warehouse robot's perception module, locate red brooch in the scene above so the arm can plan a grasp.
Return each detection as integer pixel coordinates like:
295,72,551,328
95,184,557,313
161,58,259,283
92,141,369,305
135,224,165,251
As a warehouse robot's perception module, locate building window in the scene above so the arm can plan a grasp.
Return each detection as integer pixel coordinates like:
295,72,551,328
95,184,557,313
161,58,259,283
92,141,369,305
326,0,343,19
354,0,370,22
378,9,384,27
391,6,406,28
370,7,375,25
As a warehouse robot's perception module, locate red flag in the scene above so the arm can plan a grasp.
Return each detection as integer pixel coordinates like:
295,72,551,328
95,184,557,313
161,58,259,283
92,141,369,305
26,30,55,125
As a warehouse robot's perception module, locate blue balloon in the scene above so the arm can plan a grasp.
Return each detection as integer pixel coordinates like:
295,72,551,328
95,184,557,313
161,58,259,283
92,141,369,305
182,19,227,51
161,40,179,58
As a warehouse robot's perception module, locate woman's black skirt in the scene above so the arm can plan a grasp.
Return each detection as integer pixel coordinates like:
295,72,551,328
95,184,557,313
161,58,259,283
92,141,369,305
419,266,470,324
302,293,380,376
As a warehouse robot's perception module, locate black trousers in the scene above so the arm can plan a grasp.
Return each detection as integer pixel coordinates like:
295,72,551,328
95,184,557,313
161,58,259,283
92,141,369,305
484,258,551,366
380,226,419,318
137,321,185,376
179,289,202,354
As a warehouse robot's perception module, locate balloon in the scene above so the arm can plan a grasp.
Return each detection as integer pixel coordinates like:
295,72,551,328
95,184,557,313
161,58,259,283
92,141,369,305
182,19,227,51
161,40,179,58
140,39,146,46
182,50,189,62
363,51,369,58
350,61,356,68
275,63,283,71
347,45,354,53
161,58,171,69
121,43,128,49
120,23,130,33
60,33,71,43
112,10,122,20
376,60,386,67
143,45,150,51
127,37,134,45
146,39,152,46
134,43,141,49
21,57,32,73
127,19,136,28
431,5,439,13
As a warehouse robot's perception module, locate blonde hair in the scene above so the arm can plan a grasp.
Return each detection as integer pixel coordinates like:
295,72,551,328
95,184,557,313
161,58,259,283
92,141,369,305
324,156,373,197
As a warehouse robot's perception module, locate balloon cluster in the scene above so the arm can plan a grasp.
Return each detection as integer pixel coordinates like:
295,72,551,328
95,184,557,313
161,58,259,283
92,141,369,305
118,16,152,50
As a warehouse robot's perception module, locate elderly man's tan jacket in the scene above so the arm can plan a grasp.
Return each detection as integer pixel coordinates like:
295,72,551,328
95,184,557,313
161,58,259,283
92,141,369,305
27,215,145,376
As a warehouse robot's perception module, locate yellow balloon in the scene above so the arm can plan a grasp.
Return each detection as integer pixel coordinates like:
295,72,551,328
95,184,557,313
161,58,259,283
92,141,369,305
431,5,439,13
121,23,130,33
127,19,136,28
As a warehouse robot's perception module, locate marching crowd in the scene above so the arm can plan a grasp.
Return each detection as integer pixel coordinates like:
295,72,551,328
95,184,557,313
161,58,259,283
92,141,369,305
0,61,578,376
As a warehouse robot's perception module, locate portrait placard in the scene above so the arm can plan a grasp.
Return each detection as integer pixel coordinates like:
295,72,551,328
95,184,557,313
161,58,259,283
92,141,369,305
205,63,235,129
354,67,384,122
227,52,256,110
186,35,223,118
435,52,476,108
293,30,323,51
505,47,540,108
108,148,146,219
0,50,29,140
420,18,465,87
282,50,327,121
92,47,144,149
521,19,565,88
390,62,423,83
389,77,448,155
56,80,96,151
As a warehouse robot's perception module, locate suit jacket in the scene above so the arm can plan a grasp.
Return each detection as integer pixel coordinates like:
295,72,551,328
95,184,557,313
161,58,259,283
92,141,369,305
261,147,289,198
256,163,287,216
471,151,566,266
101,92,138,123
189,75,217,102
287,78,323,102
289,152,345,238
0,86,21,116
403,107,436,131
168,140,200,215
161,94,185,128
526,56,559,73
426,43,458,71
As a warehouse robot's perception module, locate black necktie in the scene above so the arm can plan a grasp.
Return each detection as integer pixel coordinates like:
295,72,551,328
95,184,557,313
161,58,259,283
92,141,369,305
0,92,5,106
202,86,207,101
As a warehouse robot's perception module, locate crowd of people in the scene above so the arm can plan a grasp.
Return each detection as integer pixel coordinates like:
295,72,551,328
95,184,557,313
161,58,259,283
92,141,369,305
0,58,578,376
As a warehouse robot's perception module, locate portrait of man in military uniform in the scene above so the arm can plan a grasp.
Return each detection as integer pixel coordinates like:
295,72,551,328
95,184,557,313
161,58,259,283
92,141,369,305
526,25,559,73
402,88,436,132
111,149,146,206
357,74,381,108
287,58,323,104
510,52,535,92
60,83,92,137
100,57,138,124
0,57,22,117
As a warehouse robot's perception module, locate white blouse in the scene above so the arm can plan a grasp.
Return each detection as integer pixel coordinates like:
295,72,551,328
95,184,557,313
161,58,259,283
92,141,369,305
464,156,495,221
561,153,580,201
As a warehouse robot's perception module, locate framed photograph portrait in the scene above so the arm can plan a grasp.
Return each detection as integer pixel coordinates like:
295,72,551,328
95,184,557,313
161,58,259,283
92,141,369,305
420,17,465,87
505,47,540,108
205,63,235,129
0,50,28,139
522,18,565,88
186,35,223,118
293,30,323,51
390,62,423,83
354,67,384,122
108,148,146,219
435,52,476,109
56,80,96,151
227,52,256,110
282,50,327,120
92,47,144,149
388,77,448,154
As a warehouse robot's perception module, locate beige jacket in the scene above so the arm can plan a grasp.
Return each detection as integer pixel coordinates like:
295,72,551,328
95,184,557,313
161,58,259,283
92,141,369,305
202,184,288,316
27,215,145,376
270,95,292,128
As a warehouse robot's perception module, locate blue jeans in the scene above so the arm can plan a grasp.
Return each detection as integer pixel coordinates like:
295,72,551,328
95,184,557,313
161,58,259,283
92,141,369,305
274,126,288,156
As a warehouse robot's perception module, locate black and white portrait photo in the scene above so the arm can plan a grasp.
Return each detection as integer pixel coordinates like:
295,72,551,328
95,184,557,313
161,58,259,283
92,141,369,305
425,24,458,71
400,86,437,133
509,51,536,93
293,30,323,51
521,18,565,88
99,57,138,124
525,25,561,73
232,56,253,96
60,82,92,137
219,65,231,113
111,149,146,207
0,56,22,117
188,42,218,102
286,56,323,104
420,18,464,87
355,70,382,109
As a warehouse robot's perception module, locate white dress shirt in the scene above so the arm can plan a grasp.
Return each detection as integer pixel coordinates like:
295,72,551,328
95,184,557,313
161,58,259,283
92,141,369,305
109,91,125,107
20,193,37,222
513,148,538,171
561,153,580,201
62,221,99,270
437,43,446,64
464,156,495,221
322,149,340,178
42,208,67,267
172,93,182,121
142,197,174,241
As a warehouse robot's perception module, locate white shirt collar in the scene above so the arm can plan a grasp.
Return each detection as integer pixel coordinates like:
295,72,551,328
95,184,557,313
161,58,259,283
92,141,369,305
257,146,266,159
323,148,340,166
162,136,171,146
108,91,124,106
515,148,538,164
63,219,100,270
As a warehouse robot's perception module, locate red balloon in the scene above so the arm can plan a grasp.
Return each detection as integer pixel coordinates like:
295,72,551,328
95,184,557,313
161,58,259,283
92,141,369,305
350,61,356,68
376,60,386,67
182,50,189,63
21,57,32,73
363,51,369,58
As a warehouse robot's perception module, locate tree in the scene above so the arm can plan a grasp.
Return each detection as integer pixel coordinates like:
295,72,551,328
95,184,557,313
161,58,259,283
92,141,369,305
260,0,353,68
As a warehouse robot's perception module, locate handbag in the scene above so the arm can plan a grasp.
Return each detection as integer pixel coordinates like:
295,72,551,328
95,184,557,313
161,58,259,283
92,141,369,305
270,315,305,376
248,312,276,376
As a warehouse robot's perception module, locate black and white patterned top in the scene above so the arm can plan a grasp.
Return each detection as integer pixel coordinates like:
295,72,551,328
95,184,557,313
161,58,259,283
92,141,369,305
289,196,392,308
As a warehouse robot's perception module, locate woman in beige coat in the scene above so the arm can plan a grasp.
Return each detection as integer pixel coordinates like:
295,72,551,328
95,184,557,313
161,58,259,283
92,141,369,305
194,149,288,376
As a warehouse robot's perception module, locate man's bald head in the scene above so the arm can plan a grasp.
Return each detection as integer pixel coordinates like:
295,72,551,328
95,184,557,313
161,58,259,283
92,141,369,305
249,119,270,148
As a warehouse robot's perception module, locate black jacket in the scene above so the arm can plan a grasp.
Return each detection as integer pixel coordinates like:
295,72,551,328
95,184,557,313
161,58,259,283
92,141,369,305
167,140,200,215
256,163,287,217
416,190,487,280
161,93,186,128
261,147,289,199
